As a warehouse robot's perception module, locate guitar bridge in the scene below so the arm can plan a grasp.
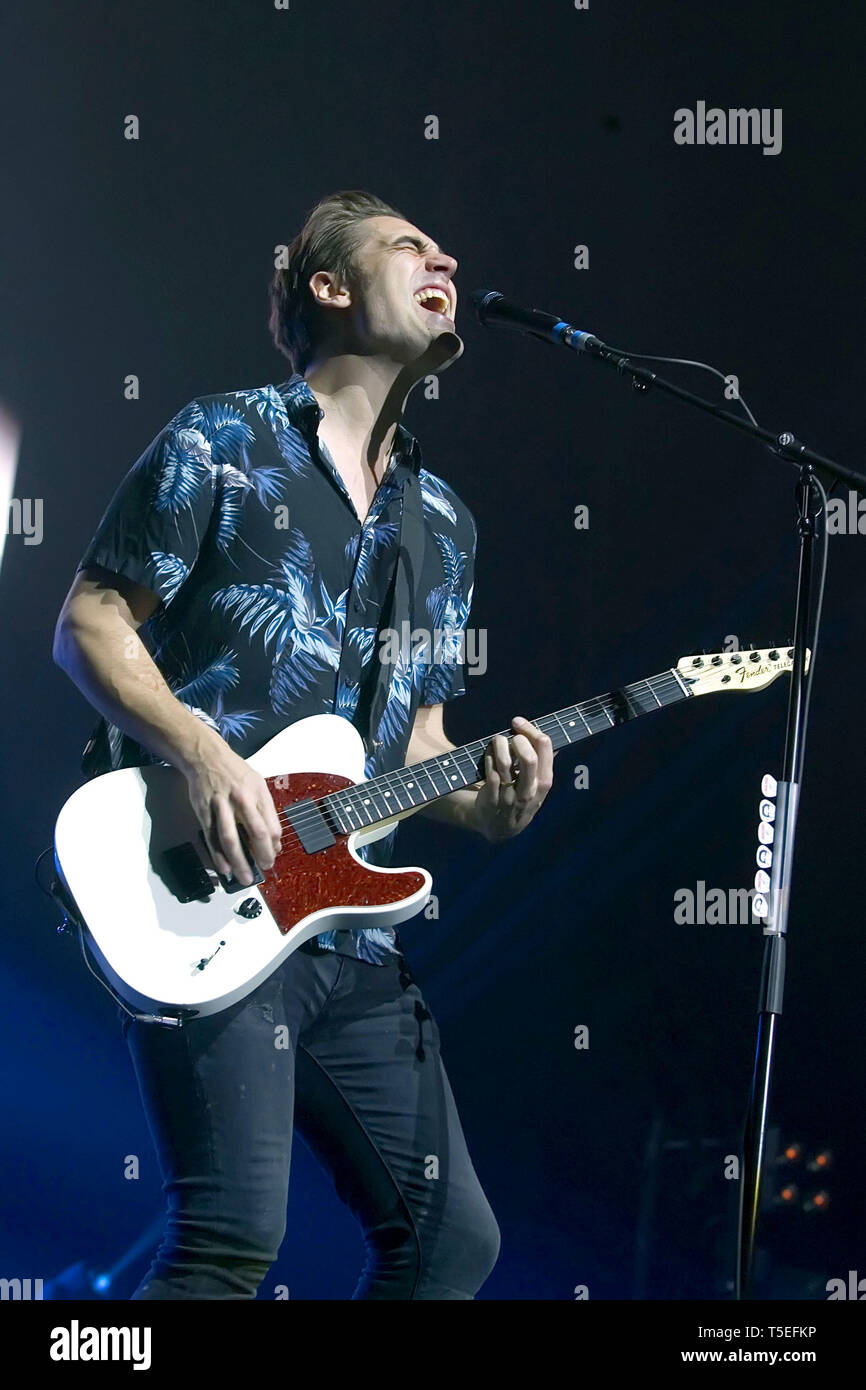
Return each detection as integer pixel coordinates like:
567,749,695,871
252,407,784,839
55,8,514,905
160,842,215,903
198,829,265,893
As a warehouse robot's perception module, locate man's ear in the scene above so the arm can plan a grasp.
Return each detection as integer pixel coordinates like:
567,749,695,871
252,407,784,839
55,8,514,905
308,270,351,307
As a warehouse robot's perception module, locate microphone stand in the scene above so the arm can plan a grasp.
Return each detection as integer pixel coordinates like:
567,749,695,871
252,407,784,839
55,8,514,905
557,333,864,1299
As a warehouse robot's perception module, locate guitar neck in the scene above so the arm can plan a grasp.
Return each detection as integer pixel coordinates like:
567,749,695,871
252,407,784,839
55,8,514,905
321,667,692,835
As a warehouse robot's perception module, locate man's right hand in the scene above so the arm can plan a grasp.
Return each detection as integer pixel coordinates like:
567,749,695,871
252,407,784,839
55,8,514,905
183,735,283,888
53,567,283,887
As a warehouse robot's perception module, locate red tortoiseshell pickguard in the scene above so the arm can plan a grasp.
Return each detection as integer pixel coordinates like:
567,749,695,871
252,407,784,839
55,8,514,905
258,772,426,935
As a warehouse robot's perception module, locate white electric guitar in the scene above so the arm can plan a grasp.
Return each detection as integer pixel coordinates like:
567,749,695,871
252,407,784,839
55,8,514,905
53,647,805,1022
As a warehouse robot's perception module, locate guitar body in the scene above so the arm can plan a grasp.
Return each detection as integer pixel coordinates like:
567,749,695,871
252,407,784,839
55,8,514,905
54,714,431,1019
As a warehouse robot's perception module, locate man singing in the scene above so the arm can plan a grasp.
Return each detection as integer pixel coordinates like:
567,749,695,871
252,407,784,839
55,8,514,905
53,190,554,1299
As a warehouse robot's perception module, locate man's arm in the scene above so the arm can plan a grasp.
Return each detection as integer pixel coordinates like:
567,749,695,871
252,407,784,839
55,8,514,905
405,703,554,842
53,566,282,885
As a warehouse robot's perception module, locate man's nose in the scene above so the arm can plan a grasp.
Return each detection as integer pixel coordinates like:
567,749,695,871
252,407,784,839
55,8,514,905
429,250,458,277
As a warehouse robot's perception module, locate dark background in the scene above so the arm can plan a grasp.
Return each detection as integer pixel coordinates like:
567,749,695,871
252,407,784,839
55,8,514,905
0,0,863,1300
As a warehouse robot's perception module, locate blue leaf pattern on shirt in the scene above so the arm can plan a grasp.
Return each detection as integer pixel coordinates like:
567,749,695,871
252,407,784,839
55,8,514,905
76,375,476,965
149,552,189,604
154,429,212,513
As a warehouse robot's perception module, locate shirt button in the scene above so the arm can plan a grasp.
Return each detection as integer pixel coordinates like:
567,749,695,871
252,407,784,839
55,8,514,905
352,598,363,613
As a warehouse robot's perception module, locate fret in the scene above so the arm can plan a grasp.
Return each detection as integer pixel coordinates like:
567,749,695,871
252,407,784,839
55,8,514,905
369,784,393,815
437,752,463,792
465,739,488,775
575,706,593,738
328,796,359,833
451,746,481,786
670,668,691,698
547,712,569,743
376,771,411,813
539,707,586,748
356,788,382,821
397,773,425,808
348,792,374,827
398,773,424,809
416,758,444,800
418,757,453,797
585,706,611,734
372,782,403,817
618,683,651,718
454,742,486,784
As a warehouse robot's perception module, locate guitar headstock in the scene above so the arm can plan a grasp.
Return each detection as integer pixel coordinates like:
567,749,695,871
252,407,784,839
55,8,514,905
676,646,811,696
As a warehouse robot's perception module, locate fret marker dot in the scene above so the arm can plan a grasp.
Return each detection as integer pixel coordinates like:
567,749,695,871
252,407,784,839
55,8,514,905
450,774,457,782
407,782,414,789
568,721,575,727
384,791,391,798
363,798,370,805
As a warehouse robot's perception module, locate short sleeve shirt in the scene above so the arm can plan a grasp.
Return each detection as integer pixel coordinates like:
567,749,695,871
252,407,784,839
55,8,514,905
76,375,476,964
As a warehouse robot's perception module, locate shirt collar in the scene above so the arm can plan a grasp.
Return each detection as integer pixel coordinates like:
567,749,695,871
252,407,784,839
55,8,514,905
275,373,422,477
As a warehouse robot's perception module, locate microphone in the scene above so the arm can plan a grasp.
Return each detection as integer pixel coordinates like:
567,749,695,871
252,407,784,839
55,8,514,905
470,289,604,354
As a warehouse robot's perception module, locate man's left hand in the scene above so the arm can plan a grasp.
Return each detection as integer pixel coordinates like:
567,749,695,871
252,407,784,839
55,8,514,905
473,716,554,841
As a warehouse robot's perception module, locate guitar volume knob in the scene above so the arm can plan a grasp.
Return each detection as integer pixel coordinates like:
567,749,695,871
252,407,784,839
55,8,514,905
236,898,262,919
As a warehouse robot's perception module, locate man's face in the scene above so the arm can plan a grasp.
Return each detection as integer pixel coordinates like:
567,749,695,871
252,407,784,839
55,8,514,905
320,215,461,368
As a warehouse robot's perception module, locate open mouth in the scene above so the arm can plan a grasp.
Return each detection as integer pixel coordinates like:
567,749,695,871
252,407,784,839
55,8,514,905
413,286,452,318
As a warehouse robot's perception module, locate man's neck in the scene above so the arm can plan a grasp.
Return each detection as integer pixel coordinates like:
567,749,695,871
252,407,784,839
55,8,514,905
303,354,408,475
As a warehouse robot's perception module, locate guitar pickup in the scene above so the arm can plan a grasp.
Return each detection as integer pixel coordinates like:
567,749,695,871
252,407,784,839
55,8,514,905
198,828,265,893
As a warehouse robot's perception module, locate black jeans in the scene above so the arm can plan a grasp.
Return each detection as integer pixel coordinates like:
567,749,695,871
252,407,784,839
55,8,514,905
121,944,500,1299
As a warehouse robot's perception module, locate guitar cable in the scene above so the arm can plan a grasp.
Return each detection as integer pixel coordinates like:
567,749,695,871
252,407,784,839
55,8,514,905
34,847,185,1027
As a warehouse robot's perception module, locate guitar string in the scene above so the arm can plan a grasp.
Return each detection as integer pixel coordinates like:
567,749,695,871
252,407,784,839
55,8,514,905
203,664,779,878
275,673,687,812
203,663,789,881
268,663,778,836
228,670,767,878
264,670,697,838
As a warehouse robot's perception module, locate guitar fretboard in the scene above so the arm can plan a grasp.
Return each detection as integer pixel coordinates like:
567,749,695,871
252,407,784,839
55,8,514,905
321,667,691,835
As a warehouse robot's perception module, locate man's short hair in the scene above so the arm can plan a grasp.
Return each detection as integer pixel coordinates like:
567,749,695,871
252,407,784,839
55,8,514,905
268,190,406,374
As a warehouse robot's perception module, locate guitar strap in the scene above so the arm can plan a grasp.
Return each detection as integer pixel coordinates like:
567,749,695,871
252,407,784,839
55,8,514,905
361,464,426,759
81,705,125,779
